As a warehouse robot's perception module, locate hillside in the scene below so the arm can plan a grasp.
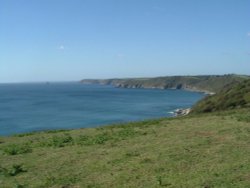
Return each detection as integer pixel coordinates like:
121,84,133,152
192,79,250,113
1,109,250,187
81,74,249,93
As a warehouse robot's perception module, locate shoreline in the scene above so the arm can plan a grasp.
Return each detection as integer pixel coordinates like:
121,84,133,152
80,74,248,95
173,108,192,117
81,81,216,96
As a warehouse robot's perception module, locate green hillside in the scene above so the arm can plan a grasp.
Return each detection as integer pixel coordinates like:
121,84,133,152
192,79,250,113
81,74,249,93
1,108,250,187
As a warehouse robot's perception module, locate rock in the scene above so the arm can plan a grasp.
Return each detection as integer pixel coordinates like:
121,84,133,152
174,108,191,116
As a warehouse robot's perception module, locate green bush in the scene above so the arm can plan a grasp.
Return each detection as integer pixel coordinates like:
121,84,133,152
0,164,27,177
14,184,26,188
92,133,111,144
8,164,27,176
117,128,136,139
77,132,112,145
3,144,32,155
50,134,74,147
38,134,74,148
76,135,92,146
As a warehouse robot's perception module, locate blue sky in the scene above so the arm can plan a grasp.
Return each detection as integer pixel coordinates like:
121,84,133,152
0,0,250,83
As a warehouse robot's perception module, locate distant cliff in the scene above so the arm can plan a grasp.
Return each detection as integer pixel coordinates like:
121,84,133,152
80,75,249,94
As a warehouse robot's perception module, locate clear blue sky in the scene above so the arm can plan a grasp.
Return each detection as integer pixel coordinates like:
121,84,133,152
0,0,250,83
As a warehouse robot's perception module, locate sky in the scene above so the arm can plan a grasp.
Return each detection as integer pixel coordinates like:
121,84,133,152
0,0,250,83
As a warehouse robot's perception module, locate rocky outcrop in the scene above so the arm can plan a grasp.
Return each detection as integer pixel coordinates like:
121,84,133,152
174,108,191,116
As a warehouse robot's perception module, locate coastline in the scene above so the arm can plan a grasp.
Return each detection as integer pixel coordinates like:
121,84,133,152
81,81,216,95
81,75,249,95
173,108,192,117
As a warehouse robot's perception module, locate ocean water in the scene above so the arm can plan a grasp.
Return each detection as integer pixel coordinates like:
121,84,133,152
0,83,205,136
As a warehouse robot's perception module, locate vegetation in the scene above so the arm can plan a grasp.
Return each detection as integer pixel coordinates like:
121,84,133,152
1,109,250,187
0,164,27,177
81,74,249,93
192,79,250,113
3,144,32,155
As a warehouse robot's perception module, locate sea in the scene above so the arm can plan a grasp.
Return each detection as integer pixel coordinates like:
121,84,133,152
0,82,205,136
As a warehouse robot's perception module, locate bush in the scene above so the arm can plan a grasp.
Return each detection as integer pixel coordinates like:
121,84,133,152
8,164,27,176
38,134,74,148
14,184,26,188
76,135,92,146
0,164,27,177
77,133,112,145
3,144,32,155
92,133,111,144
50,134,74,147
117,128,136,139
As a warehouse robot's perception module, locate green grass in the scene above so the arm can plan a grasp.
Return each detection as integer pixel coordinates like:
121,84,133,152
192,79,250,113
0,109,250,187
3,144,32,156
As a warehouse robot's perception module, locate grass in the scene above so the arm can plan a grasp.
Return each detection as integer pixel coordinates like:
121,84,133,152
0,164,27,177
0,108,250,187
3,144,32,155
192,79,250,113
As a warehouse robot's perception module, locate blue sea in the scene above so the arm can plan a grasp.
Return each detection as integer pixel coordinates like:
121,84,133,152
0,83,205,136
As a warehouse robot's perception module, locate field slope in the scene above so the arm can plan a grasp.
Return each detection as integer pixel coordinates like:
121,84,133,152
1,109,250,187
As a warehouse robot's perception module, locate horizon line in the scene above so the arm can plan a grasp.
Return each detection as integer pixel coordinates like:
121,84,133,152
1,73,249,84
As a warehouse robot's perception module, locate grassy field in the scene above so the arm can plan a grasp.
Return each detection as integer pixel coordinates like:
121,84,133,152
0,109,250,187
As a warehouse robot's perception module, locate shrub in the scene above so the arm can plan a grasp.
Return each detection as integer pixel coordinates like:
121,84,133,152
76,133,113,146
92,133,111,144
76,135,92,146
8,164,27,176
14,132,36,137
117,128,136,139
50,134,74,147
45,129,69,134
14,184,26,188
0,164,27,177
3,144,32,155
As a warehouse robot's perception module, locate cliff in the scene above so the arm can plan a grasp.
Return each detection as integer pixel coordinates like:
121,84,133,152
81,74,249,94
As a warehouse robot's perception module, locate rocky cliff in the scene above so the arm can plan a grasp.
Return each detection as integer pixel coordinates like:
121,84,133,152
81,75,249,94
